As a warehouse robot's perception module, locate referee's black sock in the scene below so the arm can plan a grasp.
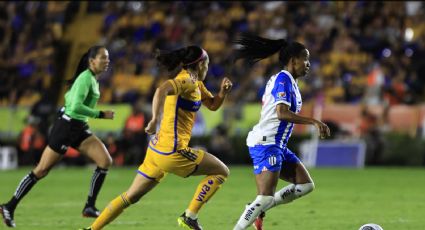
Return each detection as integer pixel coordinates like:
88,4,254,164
85,167,108,207
6,172,38,211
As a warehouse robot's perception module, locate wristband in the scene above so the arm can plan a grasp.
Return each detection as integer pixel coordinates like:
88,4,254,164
98,111,105,119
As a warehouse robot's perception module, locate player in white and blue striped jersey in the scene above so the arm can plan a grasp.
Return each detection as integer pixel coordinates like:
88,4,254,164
233,34,330,230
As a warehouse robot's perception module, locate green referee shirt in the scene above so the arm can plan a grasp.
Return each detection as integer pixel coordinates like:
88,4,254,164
64,69,100,122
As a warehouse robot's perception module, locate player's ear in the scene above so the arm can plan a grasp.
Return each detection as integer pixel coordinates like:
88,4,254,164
197,61,203,71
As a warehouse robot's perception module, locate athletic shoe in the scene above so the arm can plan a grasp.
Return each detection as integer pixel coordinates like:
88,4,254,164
177,212,203,230
82,206,100,218
78,228,92,230
252,211,265,230
0,204,16,228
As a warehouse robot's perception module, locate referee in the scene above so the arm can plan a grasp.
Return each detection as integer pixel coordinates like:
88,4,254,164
1,45,115,228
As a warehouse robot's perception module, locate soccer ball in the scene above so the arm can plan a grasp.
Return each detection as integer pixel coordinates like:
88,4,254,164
358,223,383,230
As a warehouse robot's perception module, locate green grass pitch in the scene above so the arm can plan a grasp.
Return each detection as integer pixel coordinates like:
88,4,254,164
1,166,424,230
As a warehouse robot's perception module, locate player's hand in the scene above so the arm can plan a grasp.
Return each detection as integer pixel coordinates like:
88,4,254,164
220,77,233,95
314,120,331,139
145,119,157,135
103,110,115,119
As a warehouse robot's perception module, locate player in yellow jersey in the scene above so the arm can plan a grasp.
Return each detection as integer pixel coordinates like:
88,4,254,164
80,45,232,230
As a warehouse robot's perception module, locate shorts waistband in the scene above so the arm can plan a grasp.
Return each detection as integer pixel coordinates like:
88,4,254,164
61,114,72,121
61,114,86,125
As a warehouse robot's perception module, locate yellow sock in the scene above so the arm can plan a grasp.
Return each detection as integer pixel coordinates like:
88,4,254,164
91,192,131,230
187,175,226,215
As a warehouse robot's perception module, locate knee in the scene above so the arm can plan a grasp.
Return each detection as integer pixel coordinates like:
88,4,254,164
214,169,229,184
98,155,113,169
210,164,229,181
220,165,230,178
297,182,315,195
307,182,315,193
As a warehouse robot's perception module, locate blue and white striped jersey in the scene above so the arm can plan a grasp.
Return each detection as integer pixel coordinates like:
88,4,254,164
246,70,302,148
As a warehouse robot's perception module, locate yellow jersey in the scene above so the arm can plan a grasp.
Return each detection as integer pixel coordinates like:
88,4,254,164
149,69,213,154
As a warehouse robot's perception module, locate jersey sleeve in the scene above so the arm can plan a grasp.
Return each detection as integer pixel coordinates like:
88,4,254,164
68,75,100,118
198,81,213,100
169,75,197,95
271,73,292,107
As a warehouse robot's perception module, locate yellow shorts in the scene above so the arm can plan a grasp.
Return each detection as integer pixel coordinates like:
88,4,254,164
138,146,205,182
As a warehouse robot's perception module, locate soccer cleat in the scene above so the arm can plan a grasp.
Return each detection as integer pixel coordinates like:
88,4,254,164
82,206,100,218
78,227,92,230
0,204,16,228
177,212,203,230
252,211,265,230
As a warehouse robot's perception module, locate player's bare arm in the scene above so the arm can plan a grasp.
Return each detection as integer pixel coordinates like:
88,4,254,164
202,77,233,111
145,81,176,135
276,103,330,138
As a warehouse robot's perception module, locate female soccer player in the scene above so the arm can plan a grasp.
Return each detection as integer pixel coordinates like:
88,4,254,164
232,35,330,230
0,45,115,228
81,45,232,230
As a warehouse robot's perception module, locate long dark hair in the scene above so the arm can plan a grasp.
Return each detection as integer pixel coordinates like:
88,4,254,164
233,34,306,66
67,45,105,86
155,45,206,71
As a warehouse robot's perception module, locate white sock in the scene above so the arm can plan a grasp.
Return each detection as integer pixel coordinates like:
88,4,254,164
265,182,315,212
185,209,198,219
233,195,274,230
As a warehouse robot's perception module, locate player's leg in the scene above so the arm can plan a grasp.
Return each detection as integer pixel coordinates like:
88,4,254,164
264,151,315,211
178,150,229,230
187,151,230,212
88,174,158,230
1,146,62,228
251,150,315,230
234,146,282,230
233,171,279,230
78,135,113,217
86,148,163,230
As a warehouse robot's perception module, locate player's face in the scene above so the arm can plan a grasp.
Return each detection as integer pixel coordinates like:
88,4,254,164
91,48,110,74
294,49,310,78
198,55,209,81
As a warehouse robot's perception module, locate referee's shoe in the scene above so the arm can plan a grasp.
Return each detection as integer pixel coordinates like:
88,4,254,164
0,204,16,228
82,205,100,218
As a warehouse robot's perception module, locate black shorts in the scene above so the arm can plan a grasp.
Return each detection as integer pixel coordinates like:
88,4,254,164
48,114,93,154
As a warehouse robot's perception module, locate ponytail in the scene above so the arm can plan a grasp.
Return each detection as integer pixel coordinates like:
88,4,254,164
67,45,106,86
155,45,207,72
233,34,288,64
233,34,306,66
67,52,89,86
154,48,187,71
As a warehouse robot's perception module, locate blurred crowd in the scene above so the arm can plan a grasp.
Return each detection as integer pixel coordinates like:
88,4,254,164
1,1,425,166
0,2,77,106
94,1,425,108
1,2,424,107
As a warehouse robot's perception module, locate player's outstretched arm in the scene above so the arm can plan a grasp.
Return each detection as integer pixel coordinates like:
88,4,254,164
202,77,233,111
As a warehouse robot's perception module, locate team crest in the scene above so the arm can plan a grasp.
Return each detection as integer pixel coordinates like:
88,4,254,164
277,92,286,99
